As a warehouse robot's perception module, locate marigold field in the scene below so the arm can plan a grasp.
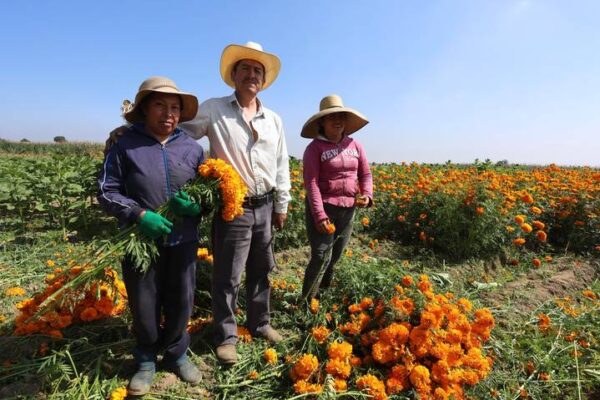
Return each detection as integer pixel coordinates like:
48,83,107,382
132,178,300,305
0,142,598,400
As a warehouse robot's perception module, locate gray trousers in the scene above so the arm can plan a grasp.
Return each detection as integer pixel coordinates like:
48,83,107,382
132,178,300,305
211,201,275,346
302,203,355,300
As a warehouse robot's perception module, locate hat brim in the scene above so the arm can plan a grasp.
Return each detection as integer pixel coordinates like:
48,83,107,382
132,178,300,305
220,44,281,90
301,108,369,138
124,88,199,124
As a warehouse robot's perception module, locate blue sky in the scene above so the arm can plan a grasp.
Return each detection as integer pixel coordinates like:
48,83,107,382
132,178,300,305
1,0,599,166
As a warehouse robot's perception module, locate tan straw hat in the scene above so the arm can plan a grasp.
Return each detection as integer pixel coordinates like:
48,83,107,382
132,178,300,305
124,76,199,123
301,95,369,138
220,41,281,90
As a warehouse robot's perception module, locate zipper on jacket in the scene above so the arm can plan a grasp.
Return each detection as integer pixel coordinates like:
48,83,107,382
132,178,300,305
161,144,172,198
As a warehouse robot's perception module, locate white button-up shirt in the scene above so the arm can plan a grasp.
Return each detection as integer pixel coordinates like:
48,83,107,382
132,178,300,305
181,93,291,214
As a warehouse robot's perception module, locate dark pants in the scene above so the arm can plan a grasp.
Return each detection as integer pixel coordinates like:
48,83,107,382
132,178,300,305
302,203,355,300
122,241,198,365
211,201,275,346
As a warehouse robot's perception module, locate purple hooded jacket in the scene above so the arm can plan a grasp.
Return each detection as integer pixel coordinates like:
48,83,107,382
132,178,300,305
303,135,373,223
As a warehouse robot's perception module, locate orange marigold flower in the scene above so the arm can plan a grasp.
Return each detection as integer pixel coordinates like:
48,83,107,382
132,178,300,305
5,287,26,297
409,365,431,394
325,358,351,379
264,348,278,365
530,206,542,214
290,354,319,381
539,372,550,381
248,370,259,380
325,221,336,235
513,238,526,246
538,313,551,333
328,340,353,361
515,215,526,224
356,374,387,400
309,298,319,314
402,275,414,286
109,386,128,400
532,258,542,268
237,326,253,343
396,215,406,222
348,303,362,314
311,325,331,344
360,297,374,310
521,193,534,203
532,220,545,230
293,379,322,394
361,217,370,227
520,223,533,233
582,290,598,300
80,307,98,322
333,378,347,392
46,260,55,267
536,230,547,242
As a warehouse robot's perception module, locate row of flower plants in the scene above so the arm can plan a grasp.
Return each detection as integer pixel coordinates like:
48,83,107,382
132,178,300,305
1,148,599,259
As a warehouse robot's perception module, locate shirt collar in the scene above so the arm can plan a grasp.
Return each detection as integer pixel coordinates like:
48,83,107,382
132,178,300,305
228,92,265,118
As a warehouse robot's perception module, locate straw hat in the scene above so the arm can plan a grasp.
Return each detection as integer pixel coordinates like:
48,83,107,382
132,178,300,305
220,41,281,90
124,76,199,123
301,95,369,138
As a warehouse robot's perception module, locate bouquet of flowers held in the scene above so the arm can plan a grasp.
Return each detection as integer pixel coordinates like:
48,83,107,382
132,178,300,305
19,158,247,328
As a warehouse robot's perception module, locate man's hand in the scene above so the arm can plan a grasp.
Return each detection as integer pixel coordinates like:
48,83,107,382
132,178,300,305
103,125,129,155
273,212,287,231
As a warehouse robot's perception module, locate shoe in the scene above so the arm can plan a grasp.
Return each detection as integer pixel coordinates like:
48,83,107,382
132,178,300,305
128,363,155,396
169,355,202,385
255,325,283,344
216,344,238,365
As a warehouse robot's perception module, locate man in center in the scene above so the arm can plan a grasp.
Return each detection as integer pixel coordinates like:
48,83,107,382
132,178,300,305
181,42,291,365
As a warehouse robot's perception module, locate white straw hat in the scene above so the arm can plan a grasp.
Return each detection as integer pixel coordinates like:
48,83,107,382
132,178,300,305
220,41,281,90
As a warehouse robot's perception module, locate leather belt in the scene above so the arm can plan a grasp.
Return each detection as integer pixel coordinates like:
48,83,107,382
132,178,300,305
242,190,275,208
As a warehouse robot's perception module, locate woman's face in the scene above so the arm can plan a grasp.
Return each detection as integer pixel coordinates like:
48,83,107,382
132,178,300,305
142,93,182,139
321,112,346,142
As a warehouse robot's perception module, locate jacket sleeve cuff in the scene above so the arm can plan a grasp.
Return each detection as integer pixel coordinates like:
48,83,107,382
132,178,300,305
127,205,144,224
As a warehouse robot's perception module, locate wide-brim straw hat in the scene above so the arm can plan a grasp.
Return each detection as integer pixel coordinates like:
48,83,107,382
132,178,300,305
124,76,199,123
220,41,281,90
301,94,369,138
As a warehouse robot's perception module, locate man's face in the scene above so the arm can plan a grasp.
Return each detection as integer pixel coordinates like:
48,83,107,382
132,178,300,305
231,59,265,94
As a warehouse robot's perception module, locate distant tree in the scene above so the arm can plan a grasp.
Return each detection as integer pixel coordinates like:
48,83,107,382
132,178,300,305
495,159,509,167
20,138,30,143
54,136,67,143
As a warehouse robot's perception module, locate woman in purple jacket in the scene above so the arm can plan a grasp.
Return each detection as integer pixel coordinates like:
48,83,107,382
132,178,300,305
98,77,204,395
300,95,373,300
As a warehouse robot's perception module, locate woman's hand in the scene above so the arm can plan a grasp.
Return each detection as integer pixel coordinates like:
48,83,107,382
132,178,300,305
316,218,336,235
137,210,173,239
355,194,370,208
169,191,201,217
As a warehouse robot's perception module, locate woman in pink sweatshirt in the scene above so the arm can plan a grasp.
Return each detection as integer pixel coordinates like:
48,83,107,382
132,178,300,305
301,95,373,300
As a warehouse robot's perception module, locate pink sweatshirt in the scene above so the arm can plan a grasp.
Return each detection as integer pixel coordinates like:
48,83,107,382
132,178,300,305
303,135,373,223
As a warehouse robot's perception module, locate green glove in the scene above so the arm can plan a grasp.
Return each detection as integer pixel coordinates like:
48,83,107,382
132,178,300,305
138,210,173,239
169,190,201,217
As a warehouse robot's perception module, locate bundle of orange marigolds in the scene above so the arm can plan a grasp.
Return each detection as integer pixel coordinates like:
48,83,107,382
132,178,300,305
290,274,495,399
